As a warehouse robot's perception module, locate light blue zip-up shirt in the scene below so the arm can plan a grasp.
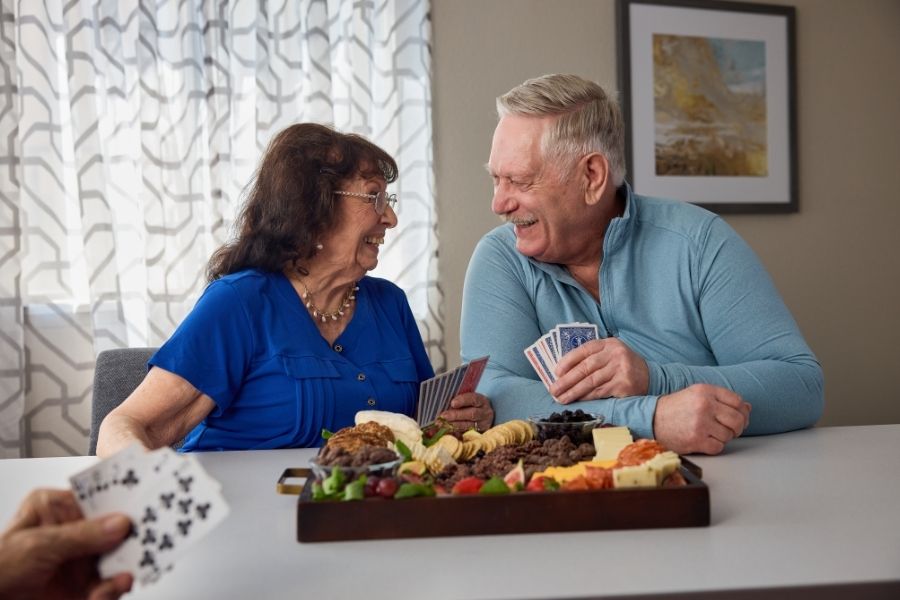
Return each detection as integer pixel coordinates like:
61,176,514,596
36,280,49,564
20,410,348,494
460,185,824,439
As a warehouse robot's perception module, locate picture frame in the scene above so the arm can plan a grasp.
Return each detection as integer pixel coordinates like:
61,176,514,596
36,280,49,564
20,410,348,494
616,0,798,213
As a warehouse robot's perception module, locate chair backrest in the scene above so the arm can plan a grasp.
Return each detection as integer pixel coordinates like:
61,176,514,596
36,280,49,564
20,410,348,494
89,347,157,455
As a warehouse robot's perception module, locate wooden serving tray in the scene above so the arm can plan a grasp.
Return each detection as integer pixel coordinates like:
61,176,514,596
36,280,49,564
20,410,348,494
285,466,709,543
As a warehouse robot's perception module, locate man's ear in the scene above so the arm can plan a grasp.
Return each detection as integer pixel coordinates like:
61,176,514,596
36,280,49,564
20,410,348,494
582,153,610,206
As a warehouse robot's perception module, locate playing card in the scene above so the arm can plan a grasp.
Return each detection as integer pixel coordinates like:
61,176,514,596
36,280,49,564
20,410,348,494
558,323,598,355
538,334,558,369
457,355,489,394
418,379,428,413
544,333,560,364
99,454,229,585
416,357,490,425
434,368,457,417
416,374,437,425
446,364,468,399
417,376,437,424
99,492,178,585
426,376,440,417
524,343,556,388
428,372,447,423
72,444,229,588
70,443,152,518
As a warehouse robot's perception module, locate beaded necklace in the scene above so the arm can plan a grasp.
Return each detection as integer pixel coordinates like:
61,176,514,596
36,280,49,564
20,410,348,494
297,278,358,323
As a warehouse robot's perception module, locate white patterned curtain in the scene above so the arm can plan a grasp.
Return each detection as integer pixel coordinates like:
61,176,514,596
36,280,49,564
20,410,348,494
0,0,442,458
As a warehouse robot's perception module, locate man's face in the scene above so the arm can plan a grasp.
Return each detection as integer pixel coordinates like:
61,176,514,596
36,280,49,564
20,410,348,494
487,114,585,264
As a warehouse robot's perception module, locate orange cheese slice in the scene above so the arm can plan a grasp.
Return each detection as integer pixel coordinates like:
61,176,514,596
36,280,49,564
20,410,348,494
533,459,616,483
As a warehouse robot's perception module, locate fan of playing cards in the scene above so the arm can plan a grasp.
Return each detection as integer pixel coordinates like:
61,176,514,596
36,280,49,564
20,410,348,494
69,444,229,587
416,356,489,426
525,322,599,390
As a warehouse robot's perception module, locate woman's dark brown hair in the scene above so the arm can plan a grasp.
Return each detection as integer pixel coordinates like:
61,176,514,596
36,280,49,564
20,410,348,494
206,123,398,281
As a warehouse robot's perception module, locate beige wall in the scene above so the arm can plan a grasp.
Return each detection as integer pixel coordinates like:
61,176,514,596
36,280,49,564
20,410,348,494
431,0,900,426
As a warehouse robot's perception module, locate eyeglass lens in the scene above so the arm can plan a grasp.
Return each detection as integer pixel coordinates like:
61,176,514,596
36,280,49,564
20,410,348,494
375,191,396,215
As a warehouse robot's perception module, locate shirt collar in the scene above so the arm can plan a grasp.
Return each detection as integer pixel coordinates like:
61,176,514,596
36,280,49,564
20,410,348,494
522,182,637,283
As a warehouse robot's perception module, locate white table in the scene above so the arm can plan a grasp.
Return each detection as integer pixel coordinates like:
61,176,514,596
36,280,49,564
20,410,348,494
2,425,899,599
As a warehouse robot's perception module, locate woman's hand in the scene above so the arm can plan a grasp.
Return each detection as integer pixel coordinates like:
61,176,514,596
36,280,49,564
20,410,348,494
438,393,494,433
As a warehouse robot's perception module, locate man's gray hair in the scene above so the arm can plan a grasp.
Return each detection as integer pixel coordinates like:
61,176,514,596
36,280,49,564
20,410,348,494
497,74,626,187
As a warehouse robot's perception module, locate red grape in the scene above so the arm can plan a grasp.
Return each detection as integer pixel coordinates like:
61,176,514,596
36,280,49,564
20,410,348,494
375,477,399,498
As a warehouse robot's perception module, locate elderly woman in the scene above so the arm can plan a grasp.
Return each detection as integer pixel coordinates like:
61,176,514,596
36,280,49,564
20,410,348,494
97,123,493,455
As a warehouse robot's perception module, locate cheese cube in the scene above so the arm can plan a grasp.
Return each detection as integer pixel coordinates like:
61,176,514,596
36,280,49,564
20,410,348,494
646,451,681,485
613,464,656,488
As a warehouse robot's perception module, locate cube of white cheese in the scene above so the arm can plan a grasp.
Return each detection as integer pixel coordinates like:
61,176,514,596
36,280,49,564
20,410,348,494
613,464,656,488
646,451,681,485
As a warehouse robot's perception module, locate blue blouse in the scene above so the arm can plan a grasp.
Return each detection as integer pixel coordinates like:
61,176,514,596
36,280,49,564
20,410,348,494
150,269,434,451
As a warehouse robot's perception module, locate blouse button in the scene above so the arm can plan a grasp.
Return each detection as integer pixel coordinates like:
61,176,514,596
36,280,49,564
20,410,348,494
357,373,366,381
333,344,343,353
367,398,376,406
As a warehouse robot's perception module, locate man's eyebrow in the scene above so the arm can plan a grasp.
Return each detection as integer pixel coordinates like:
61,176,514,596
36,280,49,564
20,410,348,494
483,163,494,175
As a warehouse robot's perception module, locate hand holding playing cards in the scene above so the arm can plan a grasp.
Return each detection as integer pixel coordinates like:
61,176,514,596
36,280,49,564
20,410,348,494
0,489,133,600
68,445,230,588
550,338,650,404
416,356,490,427
652,384,752,455
438,392,494,433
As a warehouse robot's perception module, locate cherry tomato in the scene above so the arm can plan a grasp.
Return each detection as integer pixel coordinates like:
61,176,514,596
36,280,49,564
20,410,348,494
451,476,485,495
525,476,550,492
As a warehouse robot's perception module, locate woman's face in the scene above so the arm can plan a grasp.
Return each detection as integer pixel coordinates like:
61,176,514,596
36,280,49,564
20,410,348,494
315,172,398,279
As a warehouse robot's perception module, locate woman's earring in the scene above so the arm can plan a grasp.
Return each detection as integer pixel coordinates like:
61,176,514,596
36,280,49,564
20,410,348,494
315,243,324,251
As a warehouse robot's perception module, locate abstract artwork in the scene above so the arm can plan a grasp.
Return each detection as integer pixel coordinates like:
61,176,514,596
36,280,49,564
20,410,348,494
618,0,797,213
653,34,767,176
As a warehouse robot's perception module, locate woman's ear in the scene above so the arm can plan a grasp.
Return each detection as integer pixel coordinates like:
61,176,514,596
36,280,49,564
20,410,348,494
582,153,610,206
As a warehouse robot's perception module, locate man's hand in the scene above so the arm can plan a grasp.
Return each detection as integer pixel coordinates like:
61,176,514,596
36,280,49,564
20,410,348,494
0,489,133,600
653,384,752,455
438,392,494,433
550,338,649,404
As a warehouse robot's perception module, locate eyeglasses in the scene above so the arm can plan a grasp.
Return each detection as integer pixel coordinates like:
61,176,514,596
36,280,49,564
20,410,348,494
333,190,398,215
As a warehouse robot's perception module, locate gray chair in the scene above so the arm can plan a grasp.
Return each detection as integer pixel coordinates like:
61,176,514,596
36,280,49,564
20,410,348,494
88,347,157,455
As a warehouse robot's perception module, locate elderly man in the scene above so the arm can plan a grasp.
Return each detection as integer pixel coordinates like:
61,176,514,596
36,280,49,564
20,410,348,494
460,73,823,454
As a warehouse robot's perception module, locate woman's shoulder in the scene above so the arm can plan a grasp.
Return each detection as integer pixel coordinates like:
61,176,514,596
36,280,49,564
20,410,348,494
202,269,285,305
359,275,405,299
209,268,280,290
358,276,413,315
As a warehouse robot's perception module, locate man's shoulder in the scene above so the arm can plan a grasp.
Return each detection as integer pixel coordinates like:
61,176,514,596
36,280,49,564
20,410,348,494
631,194,721,242
481,223,515,242
477,224,520,256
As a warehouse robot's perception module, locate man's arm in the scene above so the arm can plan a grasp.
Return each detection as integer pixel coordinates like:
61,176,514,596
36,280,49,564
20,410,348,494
461,222,821,443
644,217,824,435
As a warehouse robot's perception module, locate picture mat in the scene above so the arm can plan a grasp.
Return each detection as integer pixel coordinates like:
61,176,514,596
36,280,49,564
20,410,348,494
628,3,791,205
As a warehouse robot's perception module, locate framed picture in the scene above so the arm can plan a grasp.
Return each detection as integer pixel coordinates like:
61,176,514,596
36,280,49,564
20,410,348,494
617,0,797,213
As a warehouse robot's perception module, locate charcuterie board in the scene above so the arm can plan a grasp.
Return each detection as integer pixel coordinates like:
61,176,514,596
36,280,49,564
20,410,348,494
282,465,709,542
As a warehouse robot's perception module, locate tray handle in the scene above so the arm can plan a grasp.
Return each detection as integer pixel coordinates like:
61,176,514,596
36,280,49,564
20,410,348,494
680,457,703,479
276,467,312,495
